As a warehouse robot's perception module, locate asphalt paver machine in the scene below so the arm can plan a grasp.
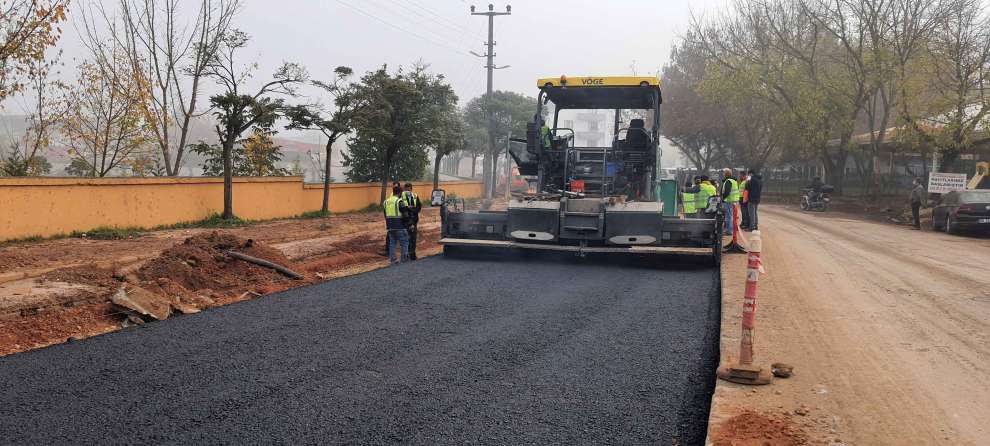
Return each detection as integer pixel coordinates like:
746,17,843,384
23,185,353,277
436,76,722,264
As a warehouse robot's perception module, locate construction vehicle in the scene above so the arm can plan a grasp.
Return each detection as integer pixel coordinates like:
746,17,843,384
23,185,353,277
967,161,989,190
435,75,723,264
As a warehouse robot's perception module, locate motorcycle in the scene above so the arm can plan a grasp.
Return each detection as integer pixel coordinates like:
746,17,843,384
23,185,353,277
800,185,834,212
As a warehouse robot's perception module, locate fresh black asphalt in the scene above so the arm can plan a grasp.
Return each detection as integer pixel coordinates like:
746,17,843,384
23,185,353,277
0,253,720,445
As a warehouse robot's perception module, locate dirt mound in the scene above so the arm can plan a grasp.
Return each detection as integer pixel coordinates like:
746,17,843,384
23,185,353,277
137,231,307,296
41,266,118,288
709,410,808,446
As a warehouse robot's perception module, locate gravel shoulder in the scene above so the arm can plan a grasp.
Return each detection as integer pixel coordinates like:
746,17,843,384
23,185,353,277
0,254,720,445
707,205,990,445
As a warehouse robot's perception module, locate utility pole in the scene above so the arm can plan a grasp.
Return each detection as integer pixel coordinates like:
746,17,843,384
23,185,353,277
470,3,511,198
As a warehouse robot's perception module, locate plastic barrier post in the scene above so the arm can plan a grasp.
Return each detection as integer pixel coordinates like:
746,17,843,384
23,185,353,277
716,230,771,385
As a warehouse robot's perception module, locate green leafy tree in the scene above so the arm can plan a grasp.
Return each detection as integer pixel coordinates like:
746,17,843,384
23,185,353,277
346,64,458,201
342,135,429,184
432,110,466,188
191,128,288,177
1,143,50,176
463,90,537,197
284,65,365,214
205,29,306,219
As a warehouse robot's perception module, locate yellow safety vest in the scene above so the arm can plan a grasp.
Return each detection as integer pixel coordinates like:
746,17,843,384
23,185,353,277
682,191,697,214
383,195,403,218
697,182,716,210
540,125,552,149
402,191,419,208
726,178,740,203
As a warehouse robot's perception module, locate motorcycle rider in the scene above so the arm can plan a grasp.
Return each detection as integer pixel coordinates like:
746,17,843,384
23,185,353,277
807,176,825,203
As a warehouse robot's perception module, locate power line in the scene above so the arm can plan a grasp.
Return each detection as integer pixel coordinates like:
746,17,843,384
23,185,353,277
332,0,474,58
378,0,473,41
366,0,483,89
405,0,477,35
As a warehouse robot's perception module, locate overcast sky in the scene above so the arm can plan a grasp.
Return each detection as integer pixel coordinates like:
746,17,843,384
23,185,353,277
232,0,730,103
24,0,727,104
3,0,729,144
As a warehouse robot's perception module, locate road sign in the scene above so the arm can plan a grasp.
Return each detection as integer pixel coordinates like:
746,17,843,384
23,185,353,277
928,172,967,194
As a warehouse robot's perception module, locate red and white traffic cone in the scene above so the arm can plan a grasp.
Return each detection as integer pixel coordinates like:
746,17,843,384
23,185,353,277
724,202,747,254
717,230,772,385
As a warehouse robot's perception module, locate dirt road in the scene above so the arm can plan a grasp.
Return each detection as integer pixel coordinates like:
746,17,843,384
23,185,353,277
0,255,719,445
711,205,990,445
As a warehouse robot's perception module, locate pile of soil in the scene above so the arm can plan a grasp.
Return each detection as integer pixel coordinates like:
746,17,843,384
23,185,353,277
41,266,118,288
709,410,808,446
136,231,309,301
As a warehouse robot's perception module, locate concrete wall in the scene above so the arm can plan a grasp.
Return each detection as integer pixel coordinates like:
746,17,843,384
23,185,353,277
0,177,481,242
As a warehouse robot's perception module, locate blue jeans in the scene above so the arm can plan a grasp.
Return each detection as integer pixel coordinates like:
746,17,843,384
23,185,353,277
723,202,735,236
387,229,410,264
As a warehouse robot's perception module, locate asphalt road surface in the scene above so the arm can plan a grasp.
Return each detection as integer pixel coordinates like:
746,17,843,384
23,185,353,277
0,254,720,445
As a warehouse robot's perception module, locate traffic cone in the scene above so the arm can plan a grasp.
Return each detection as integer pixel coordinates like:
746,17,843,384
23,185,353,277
717,230,772,385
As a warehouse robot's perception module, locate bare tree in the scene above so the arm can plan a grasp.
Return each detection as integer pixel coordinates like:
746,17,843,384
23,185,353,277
80,0,240,176
61,44,151,177
899,0,990,172
0,0,68,103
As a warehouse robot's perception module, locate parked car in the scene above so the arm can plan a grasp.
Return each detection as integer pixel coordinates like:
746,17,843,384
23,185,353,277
932,190,990,234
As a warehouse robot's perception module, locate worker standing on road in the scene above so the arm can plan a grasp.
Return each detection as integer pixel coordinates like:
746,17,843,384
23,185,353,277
910,177,926,230
382,181,403,255
682,178,698,217
745,169,763,231
401,182,422,260
383,185,411,264
721,168,739,236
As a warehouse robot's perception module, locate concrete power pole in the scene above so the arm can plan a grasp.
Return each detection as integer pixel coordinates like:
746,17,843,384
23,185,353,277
470,3,511,199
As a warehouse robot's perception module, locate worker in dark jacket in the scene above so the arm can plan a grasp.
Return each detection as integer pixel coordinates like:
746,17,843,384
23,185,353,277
383,185,410,265
745,169,763,231
401,182,422,260
909,177,926,230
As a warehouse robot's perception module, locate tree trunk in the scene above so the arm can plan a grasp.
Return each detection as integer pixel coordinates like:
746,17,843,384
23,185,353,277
321,138,333,214
379,153,392,203
223,139,234,220
433,155,443,189
939,149,960,173
471,155,477,178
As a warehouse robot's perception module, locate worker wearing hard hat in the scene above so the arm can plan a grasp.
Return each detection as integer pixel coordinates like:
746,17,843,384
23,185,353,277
401,183,422,260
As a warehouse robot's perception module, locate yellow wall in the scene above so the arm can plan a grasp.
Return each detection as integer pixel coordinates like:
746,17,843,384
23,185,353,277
0,177,481,242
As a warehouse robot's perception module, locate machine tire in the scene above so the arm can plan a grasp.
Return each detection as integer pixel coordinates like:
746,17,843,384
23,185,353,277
800,197,810,211
946,215,958,235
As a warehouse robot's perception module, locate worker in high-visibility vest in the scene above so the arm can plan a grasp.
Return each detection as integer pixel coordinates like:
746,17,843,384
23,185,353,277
682,178,697,216
696,176,718,216
383,185,411,265
721,168,740,236
540,122,553,150
401,182,422,260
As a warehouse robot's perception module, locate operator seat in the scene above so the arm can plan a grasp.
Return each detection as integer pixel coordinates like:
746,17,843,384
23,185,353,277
624,119,650,149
